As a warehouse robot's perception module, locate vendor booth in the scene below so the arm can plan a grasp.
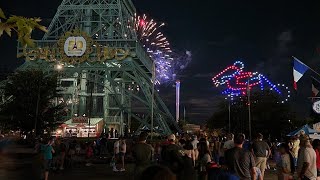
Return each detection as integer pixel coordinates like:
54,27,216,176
287,124,320,139
59,117,104,137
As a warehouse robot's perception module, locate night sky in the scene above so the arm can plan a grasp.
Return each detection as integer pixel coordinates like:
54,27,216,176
1,0,320,123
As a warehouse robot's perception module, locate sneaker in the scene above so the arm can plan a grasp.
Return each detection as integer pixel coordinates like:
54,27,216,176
85,163,92,167
113,167,119,172
120,168,125,172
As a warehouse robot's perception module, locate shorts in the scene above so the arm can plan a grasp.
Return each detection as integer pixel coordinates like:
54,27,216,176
43,159,52,171
119,152,125,157
255,157,267,173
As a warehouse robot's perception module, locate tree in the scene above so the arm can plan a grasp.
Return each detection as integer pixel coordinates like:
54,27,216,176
0,8,47,47
207,90,296,139
0,70,65,135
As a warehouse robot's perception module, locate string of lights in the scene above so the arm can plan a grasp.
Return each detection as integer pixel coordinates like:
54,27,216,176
212,61,290,103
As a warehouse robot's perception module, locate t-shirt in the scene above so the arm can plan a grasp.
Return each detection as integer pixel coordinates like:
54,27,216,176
114,141,120,154
191,139,199,150
41,145,53,160
297,147,317,180
225,147,255,180
120,141,126,153
224,140,234,150
292,139,300,158
132,143,154,166
251,140,270,157
315,149,320,169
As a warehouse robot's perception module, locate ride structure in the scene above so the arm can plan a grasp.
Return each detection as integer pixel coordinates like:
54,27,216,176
5,0,180,135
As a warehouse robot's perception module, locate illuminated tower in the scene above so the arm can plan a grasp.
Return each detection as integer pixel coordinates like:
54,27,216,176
176,80,180,122
9,0,180,135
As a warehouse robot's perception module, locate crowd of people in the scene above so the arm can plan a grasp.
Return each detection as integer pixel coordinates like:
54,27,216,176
33,137,101,180
32,130,320,180
128,131,320,180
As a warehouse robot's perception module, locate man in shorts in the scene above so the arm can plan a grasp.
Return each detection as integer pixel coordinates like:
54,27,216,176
251,133,270,179
41,138,55,180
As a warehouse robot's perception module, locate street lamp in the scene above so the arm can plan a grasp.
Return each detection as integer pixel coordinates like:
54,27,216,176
151,61,155,140
54,63,64,72
34,64,64,136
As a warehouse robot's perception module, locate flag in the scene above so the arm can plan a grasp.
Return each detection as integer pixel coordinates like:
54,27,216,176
312,78,320,97
293,57,309,90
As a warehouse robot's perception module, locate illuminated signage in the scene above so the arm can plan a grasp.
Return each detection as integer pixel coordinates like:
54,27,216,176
18,29,133,64
72,117,88,123
64,36,87,57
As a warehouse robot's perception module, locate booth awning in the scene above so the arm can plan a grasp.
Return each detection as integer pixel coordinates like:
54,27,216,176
287,124,317,136
64,118,103,126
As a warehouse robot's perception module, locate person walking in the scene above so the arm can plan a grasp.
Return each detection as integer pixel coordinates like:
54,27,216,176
277,143,294,180
297,136,317,180
132,132,154,180
119,137,127,171
198,141,212,180
225,133,256,180
251,133,270,179
41,138,55,180
191,135,199,160
312,139,320,179
113,137,120,171
224,133,234,151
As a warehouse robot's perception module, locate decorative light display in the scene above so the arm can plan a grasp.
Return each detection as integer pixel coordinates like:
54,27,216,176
132,14,191,85
212,61,291,103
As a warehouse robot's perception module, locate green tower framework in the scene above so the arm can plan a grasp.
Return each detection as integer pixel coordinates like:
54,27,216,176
8,0,180,135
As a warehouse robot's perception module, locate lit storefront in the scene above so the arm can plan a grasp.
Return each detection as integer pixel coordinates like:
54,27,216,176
59,117,104,137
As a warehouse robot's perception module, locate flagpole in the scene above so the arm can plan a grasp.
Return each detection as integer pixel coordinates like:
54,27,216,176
293,56,320,77
247,78,252,141
311,76,320,84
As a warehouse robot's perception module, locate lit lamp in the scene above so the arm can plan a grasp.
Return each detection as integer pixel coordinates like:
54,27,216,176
55,64,64,71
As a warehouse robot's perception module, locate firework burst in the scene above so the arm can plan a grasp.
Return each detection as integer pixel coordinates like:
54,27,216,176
131,14,191,85
133,14,172,54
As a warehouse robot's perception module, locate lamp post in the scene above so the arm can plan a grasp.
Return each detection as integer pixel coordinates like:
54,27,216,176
34,64,63,136
247,78,252,141
87,82,93,139
228,100,231,133
151,62,155,140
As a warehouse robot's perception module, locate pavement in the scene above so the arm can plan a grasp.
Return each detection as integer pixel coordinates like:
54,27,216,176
0,140,278,180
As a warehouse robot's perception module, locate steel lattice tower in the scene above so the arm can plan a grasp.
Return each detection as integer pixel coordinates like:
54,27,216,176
10,0,180,135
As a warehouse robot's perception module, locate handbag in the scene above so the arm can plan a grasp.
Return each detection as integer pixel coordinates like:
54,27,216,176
207,161,219,169
110,156,115,167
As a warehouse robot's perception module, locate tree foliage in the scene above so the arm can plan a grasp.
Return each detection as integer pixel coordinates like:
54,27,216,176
0,8,47,47
207,91,296,139
0,70,65,135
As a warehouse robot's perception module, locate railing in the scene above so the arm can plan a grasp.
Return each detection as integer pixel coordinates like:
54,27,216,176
105,116,121,124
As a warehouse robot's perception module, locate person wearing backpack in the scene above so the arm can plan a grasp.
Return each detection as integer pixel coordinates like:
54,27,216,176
41,138,55,180
161,134,189,180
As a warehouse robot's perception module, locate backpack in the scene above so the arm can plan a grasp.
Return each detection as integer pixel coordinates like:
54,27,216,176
161,144,185,174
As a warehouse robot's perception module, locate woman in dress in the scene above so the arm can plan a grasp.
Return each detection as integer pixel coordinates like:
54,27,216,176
198,141,212,180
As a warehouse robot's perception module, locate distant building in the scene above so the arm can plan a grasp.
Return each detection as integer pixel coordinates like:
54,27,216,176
53,117,104,137
183,123,201,133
